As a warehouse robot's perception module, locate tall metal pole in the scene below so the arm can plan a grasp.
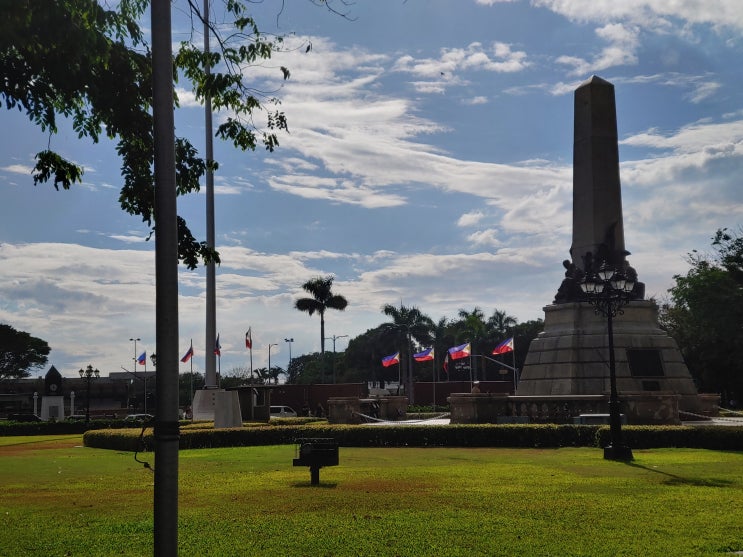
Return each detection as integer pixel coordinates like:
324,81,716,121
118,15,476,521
606,311,625,455
204,0,217,389
268,343,277,383
284,338,293,375
152,0,180,553
130,338,140,411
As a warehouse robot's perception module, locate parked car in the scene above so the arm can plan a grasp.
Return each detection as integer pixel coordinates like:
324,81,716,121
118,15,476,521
124,413,154,423
269,405,297,418
7,413,42,422
65,415,87,421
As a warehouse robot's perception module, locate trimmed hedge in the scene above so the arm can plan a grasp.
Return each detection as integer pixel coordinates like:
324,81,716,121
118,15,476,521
82,423,743,452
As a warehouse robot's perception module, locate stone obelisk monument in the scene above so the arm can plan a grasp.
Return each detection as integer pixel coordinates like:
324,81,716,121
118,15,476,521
515,76,714,421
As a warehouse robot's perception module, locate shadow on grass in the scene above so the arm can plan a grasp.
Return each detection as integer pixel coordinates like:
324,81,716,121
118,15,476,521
624,461,735,487
291,482,338,489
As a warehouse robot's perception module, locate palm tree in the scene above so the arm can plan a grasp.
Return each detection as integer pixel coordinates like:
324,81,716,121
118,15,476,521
294,275,348,355
456,307,488,380
381,303,433,402
487,308,517,338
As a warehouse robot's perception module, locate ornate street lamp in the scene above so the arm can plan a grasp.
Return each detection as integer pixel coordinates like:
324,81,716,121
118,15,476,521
580,262,634,460
78,364,100,424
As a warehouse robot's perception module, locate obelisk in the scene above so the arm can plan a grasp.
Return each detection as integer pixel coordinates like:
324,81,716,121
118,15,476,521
514,76,710,421
571,76,626,271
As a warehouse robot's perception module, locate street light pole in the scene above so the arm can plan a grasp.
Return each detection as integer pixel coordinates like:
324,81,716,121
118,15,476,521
284,338,293,375
324,334,348,383
580,261,635,461
268,343,278,384
78,365,100,424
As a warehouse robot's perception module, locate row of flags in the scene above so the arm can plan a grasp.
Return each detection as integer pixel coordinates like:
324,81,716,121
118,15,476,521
381,338,515,368
178,327,254,364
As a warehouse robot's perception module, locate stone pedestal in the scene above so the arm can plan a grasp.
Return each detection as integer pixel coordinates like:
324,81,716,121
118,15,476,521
214,390,243,429
40,395,65,421
515,301,713,415
192,388,242,427
327,397,361,424
378,396,408,420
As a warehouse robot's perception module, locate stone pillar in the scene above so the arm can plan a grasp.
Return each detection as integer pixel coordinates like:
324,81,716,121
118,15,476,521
571,75,626,271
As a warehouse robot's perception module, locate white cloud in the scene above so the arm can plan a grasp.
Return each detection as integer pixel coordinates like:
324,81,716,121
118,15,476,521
1,164,33,174
457,210,486,227
533,0,743,32
557,23,640,75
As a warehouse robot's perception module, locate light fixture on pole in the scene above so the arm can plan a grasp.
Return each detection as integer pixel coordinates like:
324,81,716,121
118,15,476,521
580,261,635,461
324,334,348,383
268,343,278,384
78,364,100,424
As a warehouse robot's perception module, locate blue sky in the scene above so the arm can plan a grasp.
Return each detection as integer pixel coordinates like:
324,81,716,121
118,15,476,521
1,0,742,378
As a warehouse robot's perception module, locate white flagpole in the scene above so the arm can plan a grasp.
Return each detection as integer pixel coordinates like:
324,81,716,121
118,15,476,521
189,339,193,414
512,338,518,390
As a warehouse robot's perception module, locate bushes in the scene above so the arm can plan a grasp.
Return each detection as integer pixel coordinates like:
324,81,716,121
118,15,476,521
82,422,743,452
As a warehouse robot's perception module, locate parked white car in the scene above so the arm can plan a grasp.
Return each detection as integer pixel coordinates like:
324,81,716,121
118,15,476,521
269,406,297,418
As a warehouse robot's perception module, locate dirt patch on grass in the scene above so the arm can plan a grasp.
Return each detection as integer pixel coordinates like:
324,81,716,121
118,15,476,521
0,436,82,456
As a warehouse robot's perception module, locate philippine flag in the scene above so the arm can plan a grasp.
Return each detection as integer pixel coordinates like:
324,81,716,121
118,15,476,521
245,328,252,350
413,348,434,362
180,345,194,363
492,337,514,355
214,334,221,356
381,352,400,367
448,343,471,360
137,351,147,365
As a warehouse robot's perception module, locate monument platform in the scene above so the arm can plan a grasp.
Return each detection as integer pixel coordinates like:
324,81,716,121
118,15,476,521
515,301,718,417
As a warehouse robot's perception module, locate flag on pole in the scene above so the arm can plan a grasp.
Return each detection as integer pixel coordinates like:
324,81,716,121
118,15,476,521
381,352,400,367
137,351,146,365
214,333,221,356
413,347,434,362
443,353,449,374
180,345,194,363
245,328,252,349
492,337,514,355
448,343,471,360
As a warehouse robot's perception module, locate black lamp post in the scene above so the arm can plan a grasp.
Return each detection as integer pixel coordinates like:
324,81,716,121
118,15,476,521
78,364,100,424
580,262,634,461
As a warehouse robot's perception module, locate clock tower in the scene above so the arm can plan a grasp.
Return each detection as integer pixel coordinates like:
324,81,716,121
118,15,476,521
40,366,65,421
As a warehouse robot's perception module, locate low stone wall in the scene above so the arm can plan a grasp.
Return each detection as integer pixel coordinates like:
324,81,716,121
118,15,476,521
327,396,408,424
449,392,691,425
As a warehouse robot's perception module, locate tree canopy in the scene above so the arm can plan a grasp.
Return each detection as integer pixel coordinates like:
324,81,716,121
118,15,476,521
660,228,743,405
294,276,348,355
0,324,51,380
1,0,290,269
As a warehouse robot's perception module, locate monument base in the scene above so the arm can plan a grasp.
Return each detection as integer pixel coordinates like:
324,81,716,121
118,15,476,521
40,395,65,421
515,301,716,414
192,388,243,428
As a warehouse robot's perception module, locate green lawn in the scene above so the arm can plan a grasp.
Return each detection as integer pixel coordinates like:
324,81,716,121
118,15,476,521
1,435,741,556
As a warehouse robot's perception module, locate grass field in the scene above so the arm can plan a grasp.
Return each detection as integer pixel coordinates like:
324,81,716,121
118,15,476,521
1,435,741,556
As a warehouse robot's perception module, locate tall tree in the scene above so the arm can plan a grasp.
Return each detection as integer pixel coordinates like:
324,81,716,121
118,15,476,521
660,228,743,405
1,0,291,269
455,307,489,379
0,324,51,381
487,308,518,339
294,276,348,355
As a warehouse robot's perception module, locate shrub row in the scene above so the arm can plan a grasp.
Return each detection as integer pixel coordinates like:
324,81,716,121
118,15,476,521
82,423,743,452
